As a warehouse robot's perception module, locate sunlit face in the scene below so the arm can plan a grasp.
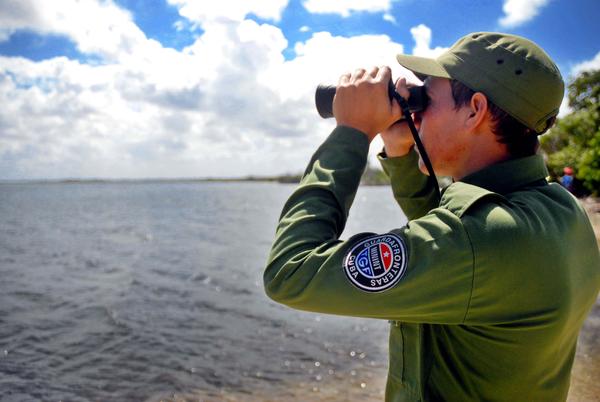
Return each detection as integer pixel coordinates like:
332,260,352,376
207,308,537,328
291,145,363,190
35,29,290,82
414,77,470,178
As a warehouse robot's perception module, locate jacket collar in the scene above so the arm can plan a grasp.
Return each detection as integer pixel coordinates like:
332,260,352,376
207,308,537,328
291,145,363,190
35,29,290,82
459,154,548,194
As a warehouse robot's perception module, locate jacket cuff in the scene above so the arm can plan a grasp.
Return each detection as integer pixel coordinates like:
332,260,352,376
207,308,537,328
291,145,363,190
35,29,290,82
378,147,420,178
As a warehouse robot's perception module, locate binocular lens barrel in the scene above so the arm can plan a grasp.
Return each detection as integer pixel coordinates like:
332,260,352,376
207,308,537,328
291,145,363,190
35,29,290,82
315,82,428,119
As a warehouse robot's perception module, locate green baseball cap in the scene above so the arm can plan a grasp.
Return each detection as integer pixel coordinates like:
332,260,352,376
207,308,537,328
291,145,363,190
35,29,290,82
396,32,564,133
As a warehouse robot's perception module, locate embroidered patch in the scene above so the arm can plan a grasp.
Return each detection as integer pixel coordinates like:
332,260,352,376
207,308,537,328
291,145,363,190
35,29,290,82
343,234,408,293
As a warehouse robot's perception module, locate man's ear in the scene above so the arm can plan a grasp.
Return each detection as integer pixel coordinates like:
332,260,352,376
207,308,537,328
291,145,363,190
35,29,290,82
465,92,489,132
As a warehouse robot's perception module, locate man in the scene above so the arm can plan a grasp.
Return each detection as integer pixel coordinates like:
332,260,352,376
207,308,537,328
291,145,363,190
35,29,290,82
263,32,600,401
561,166,575,194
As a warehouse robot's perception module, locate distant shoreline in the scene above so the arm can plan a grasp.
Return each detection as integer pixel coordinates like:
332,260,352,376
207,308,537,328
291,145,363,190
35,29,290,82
0,176,303,185
0,165,393,186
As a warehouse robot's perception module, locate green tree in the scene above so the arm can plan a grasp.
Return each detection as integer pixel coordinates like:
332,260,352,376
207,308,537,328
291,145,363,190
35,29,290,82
541,69,600,195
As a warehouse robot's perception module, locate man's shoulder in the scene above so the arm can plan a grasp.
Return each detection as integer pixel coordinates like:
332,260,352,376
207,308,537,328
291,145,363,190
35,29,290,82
437,181,583,246
438,180,582,224
441,180,591,255
438,181,506,219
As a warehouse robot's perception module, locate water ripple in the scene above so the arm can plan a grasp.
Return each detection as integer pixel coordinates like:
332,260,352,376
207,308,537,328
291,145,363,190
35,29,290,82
0,182,392,400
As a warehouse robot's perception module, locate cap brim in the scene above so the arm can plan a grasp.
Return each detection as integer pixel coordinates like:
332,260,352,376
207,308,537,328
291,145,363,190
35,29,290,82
396,54,451,81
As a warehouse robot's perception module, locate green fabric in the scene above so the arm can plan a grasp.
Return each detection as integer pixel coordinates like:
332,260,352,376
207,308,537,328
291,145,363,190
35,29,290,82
378,149,439,220
396,32,564,133
264,126,600,401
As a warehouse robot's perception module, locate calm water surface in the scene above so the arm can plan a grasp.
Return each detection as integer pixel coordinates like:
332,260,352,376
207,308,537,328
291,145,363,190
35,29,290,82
0,182,407,401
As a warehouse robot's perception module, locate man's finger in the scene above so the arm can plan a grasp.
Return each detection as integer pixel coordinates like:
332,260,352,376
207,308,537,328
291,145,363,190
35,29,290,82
367,66,379,78
390,94,403,120
375,65,391,83
352,68,367,81
395,77,406,91
395,77,410,100
338,72,351,85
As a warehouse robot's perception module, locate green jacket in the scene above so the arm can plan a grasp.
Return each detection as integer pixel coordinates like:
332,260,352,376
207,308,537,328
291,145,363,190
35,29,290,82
264,126,600,401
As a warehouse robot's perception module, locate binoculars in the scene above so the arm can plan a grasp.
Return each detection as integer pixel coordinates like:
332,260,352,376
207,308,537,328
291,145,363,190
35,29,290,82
314,77,440,197
314,80,429,119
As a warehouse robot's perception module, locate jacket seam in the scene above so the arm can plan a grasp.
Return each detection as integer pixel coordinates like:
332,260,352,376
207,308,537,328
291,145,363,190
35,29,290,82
400,323,406,383
461,222,476,324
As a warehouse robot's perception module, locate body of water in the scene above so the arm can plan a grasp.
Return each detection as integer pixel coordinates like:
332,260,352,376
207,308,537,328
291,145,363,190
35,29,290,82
0,181,407,401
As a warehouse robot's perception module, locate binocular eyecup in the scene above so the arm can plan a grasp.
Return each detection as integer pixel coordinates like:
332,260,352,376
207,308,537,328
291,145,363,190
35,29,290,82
314,80,429,119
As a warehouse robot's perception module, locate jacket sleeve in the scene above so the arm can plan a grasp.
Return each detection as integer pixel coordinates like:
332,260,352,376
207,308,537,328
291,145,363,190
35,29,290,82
264,127,474,324
378,148,440,220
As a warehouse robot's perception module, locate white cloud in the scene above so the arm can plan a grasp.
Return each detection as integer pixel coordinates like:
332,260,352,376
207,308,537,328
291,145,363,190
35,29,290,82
558,51,600,117
557,98,571,118
266,32,405,97
498,0,550,28
166,0,289,24
0,17,308,179
570,51,600,77
0,0,150,61
410,24,448,58
303,0,393,17
299,26,310,33
173,20,187,32
0,0,416,179
0,0,39,41
383,13,397,24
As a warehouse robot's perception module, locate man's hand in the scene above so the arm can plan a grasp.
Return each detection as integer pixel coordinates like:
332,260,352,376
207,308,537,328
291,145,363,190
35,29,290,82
380,78,417,157
333,66,402,142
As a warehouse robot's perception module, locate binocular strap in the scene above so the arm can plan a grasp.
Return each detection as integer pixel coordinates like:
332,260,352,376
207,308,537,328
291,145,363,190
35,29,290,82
391,91,441,199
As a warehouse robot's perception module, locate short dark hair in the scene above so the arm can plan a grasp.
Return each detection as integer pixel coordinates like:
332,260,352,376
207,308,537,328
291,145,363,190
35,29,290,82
449,79,540,158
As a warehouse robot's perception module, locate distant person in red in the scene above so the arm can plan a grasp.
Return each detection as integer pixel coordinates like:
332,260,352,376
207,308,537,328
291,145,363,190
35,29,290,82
561,166,575,193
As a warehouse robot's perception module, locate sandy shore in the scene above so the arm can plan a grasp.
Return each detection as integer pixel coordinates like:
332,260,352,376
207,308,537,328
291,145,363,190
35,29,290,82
568,198,600,402
581,197,600,243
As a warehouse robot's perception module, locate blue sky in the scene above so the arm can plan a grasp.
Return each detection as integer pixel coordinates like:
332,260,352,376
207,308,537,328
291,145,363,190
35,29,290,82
0,0,599,179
